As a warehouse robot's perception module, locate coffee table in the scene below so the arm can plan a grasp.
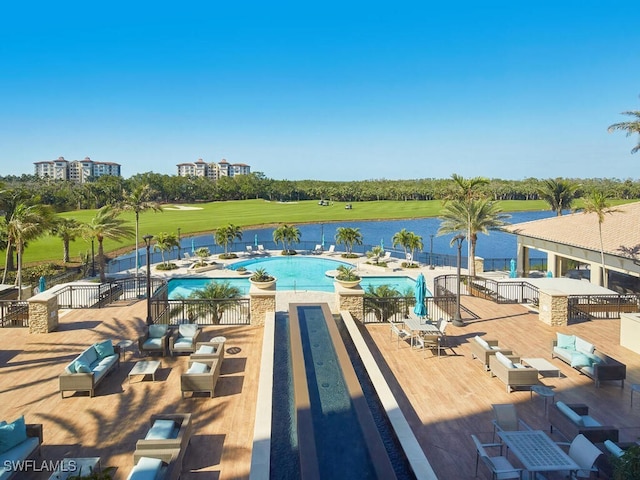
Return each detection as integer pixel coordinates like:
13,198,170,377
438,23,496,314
522,357,561,377
128,360,161,383
48,457,101,479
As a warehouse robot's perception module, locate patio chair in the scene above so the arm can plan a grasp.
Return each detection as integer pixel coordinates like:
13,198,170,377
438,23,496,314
312,244,323,254
414,332,445,358
325,245,337,255
138,324,170,357
390,321,411,348
257,245,268,255
491,404,533,442
471,434,522,480
169,323,202,356
556,434,603,478
245,245,256,256
181,358,221,398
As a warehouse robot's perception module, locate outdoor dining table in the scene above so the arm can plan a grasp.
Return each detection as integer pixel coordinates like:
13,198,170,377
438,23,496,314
498,430,580,479
403,316,441,348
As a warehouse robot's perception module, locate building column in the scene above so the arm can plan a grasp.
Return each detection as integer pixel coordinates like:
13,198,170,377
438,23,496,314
538,288,568,326
516,241,526,277
547,252,557,277
590,262,603,287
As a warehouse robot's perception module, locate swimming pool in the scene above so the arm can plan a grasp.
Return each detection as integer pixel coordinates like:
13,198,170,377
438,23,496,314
167,256,425,297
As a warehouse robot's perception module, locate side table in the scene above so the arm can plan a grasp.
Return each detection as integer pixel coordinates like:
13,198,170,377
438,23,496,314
530,385,555,413
117,339,134,361
210,336,227,344
48,457,101,479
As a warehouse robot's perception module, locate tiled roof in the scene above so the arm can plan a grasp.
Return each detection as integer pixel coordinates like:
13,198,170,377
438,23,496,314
505,201,640,255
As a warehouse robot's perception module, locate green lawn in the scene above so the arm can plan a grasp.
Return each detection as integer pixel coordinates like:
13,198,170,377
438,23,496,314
0,198,583,267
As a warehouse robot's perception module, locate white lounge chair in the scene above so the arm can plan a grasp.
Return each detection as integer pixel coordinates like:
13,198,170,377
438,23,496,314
312,244,323,254
326,245,337,255
257,245,268,255
245,246,256,256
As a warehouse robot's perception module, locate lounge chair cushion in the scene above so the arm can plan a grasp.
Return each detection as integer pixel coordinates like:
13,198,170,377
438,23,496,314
474,336,490,349
128,456,163,480
174,337,194,348
187,362,209,374
557,333,576,350
94,340,115,359
581,415,602,427
0,416,27,454
143,338,164,350
79,346,99,366
494,351,514,369
556,401,584,425
605,439,625,458
575,337,595,355
149,324,168,339
146,419,178,440
196,345,215,354
179,324,198,338
571,353,591,368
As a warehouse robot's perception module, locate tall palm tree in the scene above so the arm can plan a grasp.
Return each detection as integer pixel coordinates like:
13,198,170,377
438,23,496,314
608,109,640,154
6,203,55,299
536,178,580,216
335,227,363,255
0,187,32,277
582,191,619,288
50,217,81,263
438,198,510,276
392,229,423,266
273,224,301,254
83,206,134,282
153,232,179,267
120,184,162,276
214,224,243,255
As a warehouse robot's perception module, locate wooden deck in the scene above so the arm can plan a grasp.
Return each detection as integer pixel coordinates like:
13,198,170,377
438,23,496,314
1,295,639,479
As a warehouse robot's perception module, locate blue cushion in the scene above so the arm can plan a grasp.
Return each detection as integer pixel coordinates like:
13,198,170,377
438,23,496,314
148,324,168,339
575,337,595,355
94,340,115,359
570,353,591,368
605,440,625,458
74,360,92,373
128,456,163,480
82,346,99,365
196,345,215,354
187,362,209,374
179,323,198,338
474,336,490,349
557,333,576,349
66,362,76,374
555,401,583,425
0,416,27,455
145,419,177,440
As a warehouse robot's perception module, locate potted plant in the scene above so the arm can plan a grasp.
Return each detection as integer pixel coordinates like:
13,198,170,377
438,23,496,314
236,266,249,275
249,267,277,288
334,265,361,288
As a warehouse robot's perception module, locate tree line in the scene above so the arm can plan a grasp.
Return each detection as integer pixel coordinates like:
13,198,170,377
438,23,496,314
1,172,640,211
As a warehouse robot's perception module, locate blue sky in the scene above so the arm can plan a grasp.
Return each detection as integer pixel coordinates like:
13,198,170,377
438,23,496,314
1,1,638,181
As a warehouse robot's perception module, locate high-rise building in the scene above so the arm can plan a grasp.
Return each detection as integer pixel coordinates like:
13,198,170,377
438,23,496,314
34,157,121,182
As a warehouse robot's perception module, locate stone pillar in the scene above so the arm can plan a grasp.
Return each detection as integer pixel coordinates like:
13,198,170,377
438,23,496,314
249,285,276,326
620,313,640,355
516,241,526,277
538,288,568,326
27,291,59,333
589,262,603,287
335,283,365,323
474,256,484,275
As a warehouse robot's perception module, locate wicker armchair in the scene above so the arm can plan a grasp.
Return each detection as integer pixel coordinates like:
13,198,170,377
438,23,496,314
180,358,221,398
138,324,170,357
489,354,539,393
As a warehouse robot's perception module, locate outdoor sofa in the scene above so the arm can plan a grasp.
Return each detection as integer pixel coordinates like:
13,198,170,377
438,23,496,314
488,352,539,393
470,335,513,371
551,333,626,387
59,340,120,397
549,401,618,443
0,416,43,480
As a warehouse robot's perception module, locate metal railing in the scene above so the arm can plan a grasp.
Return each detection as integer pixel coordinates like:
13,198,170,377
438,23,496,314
0,300,29,327
153,298,251,325
433,275,539,305
362,296,457,324
53,277,167,309
567,294,640,320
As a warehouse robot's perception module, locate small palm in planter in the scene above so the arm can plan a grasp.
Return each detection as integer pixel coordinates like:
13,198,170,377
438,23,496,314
249,267,276,288
335,265,361,287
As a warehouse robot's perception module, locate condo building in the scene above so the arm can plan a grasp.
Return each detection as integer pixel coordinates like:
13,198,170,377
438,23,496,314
177,158,251,179
34,157,121,183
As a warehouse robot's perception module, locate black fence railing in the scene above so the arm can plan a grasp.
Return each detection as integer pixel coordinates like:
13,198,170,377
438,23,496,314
567,294,640,321
0,300,29,327
362,296,457,324
432,275,540,305
151,298,251,325
53,277,167,309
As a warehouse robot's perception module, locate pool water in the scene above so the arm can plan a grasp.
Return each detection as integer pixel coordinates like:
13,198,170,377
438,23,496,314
167,256,428,297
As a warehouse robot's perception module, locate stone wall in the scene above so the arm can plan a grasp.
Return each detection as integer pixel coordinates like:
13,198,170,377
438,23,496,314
538,288,568,326
474,256,484,275
28,292,59,333
335,284,365,323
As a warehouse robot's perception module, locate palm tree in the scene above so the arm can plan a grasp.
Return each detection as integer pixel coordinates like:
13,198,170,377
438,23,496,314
272,224,301,254
536,178,580,216
438,198,510,276
214,224,243,256
608,109,640,154
120,184,162,276
392,229,423,267
335,227,363,256
153,232,179,267
83,205,135,283
582,191,619,288
0,187,32,277
183,282,243,324
364,284,403,322
50,218,81,263
6,203,55,299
